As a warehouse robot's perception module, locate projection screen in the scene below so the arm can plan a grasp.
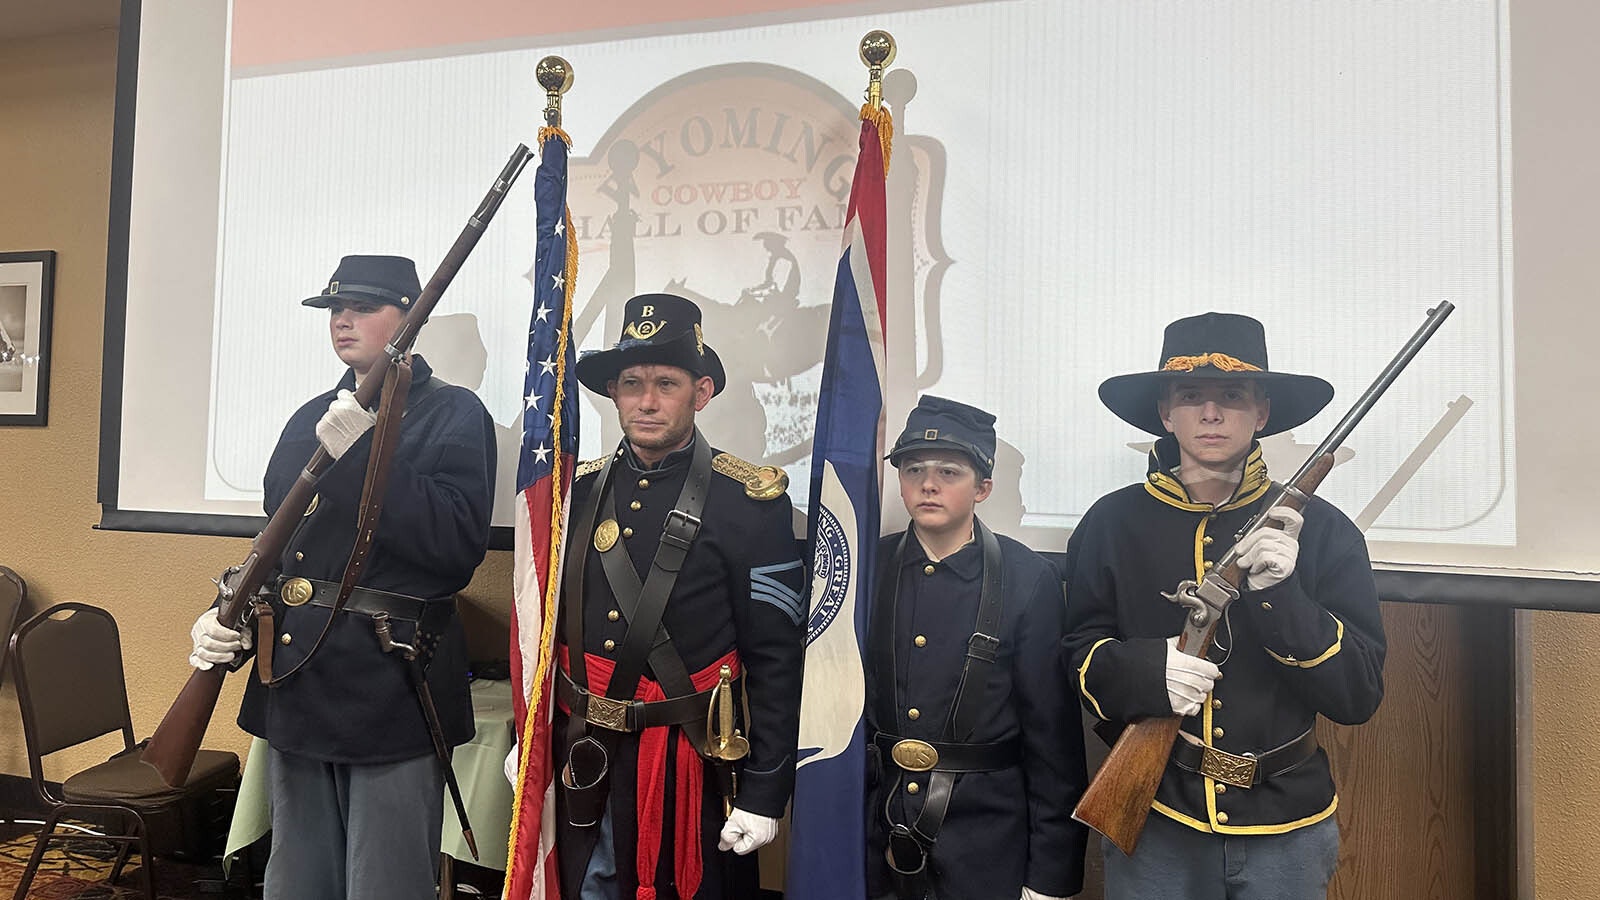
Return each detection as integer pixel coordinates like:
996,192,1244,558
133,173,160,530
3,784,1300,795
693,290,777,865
97,0,1600,604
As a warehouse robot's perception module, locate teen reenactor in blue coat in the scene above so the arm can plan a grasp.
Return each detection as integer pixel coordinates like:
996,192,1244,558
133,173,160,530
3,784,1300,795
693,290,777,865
1062,312,1386,900
867,395,1088,900
188,255,495,900
551,293,806,899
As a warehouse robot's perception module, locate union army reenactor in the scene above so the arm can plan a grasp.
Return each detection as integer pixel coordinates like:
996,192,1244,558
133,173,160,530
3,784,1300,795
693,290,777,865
1062,312,1386,899
188,255,495,900
867,395,1087,900
553,293,806,899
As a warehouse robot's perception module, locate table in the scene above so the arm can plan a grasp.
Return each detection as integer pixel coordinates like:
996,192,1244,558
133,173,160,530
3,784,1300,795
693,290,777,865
224,678,517,873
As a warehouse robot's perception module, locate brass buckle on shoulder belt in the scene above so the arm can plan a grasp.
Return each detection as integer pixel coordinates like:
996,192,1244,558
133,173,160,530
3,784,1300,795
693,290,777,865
890,739,939,773
1199,746,1257,789
584,694,632,732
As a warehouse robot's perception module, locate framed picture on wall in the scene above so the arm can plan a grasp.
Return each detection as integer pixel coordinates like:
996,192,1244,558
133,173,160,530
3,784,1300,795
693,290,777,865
0,251,57,426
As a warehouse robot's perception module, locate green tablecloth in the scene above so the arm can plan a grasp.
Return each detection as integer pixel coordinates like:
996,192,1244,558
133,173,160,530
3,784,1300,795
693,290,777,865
224,678,516,871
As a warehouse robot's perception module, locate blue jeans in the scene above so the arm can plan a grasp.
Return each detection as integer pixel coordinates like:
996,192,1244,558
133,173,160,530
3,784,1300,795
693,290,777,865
1103,812,1340,900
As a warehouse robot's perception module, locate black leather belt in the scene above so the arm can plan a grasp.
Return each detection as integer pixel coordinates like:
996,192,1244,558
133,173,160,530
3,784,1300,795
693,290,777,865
291,577,438,623
556,669,713,734
1170,727,1319,789
873,732,1021,774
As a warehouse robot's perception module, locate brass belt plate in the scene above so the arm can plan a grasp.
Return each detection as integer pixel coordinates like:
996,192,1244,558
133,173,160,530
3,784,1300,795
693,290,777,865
890,739,939,772
1199,746,1257,789
584,693,631,732
594,518,620,552
280,577,314,607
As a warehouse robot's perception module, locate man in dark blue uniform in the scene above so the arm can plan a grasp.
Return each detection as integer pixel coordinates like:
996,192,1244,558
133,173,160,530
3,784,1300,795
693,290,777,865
1063,312,1386,900
867,395,1087,900
551,293,805,899
189,255,495,900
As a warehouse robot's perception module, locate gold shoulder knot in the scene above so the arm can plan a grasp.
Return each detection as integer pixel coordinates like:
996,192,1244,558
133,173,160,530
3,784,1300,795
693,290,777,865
711,452,789,501
574,457,607,478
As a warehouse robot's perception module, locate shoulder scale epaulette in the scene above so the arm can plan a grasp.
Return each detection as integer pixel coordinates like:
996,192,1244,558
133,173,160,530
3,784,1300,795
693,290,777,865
574,457,607,478
711,452,789,501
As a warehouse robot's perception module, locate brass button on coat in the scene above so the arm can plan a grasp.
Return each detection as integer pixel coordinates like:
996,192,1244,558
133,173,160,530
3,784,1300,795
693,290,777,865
914,635,927,648
630,500,642,511
1216,811,1230,825
607,610,620,622
923,564,936,576
1215,783,1227,795
280,633,292,645
907,782,921,794
1211,698,1223,710
295,551,305,561
623,527,634,538
1203,560,1214,570
1261,601,1273,611
603,639,616,651
1203,535,1214,545
1212,726,1225,739
638,478,650,489
907,708,921,720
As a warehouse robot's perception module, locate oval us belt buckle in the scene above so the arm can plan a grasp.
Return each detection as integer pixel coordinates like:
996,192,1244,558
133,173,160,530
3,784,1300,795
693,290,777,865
890,738,939,772
280,577,314,607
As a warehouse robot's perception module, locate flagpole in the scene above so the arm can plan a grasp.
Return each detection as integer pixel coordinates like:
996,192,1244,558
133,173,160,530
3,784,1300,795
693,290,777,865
505,54,577,900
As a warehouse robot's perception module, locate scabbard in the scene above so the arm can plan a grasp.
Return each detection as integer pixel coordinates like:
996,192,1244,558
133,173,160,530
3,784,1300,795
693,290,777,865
561,733,614,827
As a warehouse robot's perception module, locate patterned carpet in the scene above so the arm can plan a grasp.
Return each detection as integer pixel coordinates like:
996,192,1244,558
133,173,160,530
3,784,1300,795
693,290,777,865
0,824,235,899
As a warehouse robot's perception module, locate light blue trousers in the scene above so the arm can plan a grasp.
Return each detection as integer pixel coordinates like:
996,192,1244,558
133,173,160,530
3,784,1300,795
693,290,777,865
1103,812,1340,900
264,747,444,900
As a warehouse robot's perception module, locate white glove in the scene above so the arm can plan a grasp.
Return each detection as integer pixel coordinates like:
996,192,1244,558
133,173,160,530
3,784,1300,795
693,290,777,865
1022,888,1068,900
1235,507,1303,590
503,744,519,785
717,807,779,856
1164,636,1221,717
188,608,251,670
314,389,378,460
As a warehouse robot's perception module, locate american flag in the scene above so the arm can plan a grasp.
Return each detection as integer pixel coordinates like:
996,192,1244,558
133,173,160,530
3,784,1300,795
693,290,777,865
504,127,578,900
786,105,892,900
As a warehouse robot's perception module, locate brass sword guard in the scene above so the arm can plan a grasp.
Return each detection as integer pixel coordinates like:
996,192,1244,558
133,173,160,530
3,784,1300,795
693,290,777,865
707,664,750,761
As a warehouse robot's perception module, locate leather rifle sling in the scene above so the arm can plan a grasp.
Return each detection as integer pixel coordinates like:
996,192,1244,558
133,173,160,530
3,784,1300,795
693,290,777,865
596,434,712,706
260,359,418,685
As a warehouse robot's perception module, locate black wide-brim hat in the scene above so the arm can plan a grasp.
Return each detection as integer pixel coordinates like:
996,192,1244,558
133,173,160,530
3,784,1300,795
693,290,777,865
301,254,422,310
575,292,726,395
1098,312,1334,438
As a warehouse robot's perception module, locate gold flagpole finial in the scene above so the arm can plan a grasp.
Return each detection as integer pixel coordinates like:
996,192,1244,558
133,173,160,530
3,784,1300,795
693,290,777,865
859,30,896,110
536,56,574,128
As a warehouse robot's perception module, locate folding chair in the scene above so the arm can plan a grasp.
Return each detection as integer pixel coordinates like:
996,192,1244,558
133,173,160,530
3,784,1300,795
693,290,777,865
8,602,239,900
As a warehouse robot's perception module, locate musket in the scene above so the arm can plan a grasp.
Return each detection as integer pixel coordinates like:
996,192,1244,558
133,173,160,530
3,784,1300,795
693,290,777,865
141,144,535,788
1073,301,1455,855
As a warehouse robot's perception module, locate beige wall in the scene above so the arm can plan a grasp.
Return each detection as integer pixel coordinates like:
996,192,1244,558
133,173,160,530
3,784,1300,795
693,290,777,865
4,14,1600,900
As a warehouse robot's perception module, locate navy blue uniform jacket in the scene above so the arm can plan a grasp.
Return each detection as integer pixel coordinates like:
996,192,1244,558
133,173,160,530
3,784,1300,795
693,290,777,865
238,356,496,763
1062,439,1385,834
867,526,1088,899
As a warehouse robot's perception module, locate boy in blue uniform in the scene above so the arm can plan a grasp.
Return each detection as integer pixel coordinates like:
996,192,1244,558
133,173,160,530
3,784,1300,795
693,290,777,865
868,395,1087,900
189,255,495,900
1063,312,1386,900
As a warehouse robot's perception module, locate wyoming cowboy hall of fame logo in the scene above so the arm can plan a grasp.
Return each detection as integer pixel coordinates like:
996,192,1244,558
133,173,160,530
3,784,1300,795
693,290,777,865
566,63,950,493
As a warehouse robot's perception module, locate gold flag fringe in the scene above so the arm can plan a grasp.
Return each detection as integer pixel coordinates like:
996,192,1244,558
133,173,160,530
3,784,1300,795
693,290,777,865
859,103,893,173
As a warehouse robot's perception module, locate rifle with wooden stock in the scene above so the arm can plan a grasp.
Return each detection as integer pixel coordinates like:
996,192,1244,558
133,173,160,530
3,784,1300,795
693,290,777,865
1074,301,1455,855
140,144,534,789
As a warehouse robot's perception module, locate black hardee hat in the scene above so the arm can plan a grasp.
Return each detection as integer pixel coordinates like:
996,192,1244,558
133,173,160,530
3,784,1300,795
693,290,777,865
1098,312,1333,437
887,395,998,478
301,255,422,310
575,293,726,395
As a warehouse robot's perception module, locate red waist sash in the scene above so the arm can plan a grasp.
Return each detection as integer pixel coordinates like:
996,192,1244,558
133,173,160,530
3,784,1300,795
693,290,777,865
559,646,741,900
